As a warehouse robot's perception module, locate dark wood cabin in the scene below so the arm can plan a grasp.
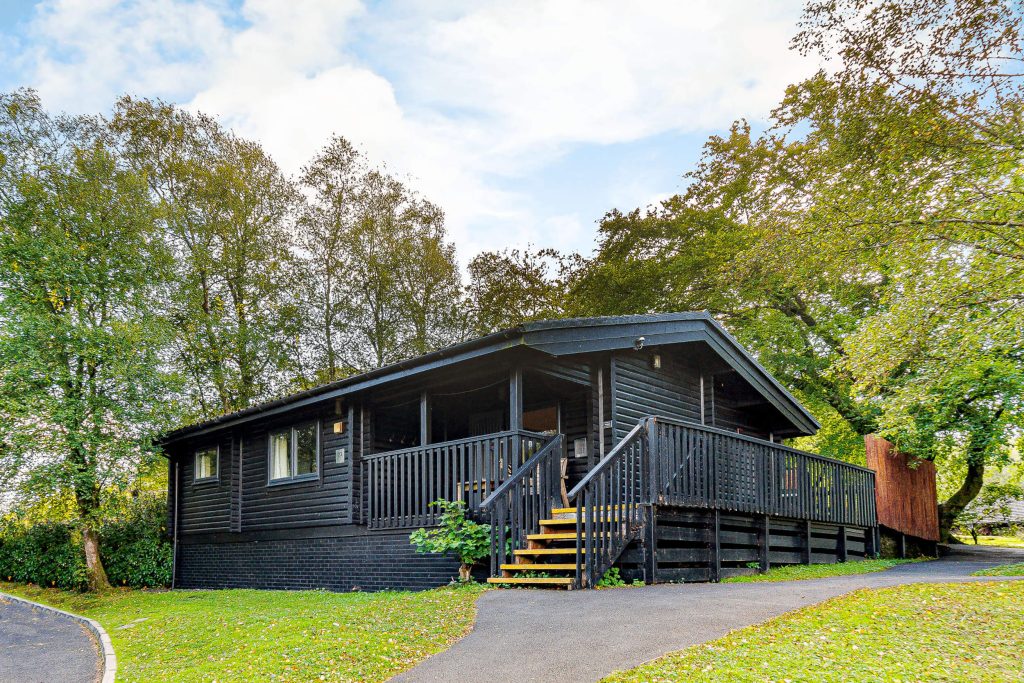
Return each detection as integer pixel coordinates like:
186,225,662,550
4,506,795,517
162,313,878,590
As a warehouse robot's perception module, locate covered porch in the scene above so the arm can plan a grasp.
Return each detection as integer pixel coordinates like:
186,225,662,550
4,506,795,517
360,357,591,529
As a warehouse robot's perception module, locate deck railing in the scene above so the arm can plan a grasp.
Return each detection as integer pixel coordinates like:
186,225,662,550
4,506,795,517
568,416,877,588
568,422,647,589
480,435,564,578
365,430,548,529
651,417,876,528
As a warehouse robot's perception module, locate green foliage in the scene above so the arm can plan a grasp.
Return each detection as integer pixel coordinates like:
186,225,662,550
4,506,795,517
1,582,483,682
972,563,1024,577
409,500,490,576
0,496,172,590
603,582,1024,682
0,522,87,590
956,483,1024,543
722,559,923,583
595,567,644,588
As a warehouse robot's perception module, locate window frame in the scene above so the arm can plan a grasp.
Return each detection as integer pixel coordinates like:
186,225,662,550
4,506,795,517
266,421,321,486
193,446,220,483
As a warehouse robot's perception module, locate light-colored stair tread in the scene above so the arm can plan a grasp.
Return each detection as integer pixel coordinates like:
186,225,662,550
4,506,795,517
514,548,586,556
487,576,575,585
550,505,637,515
526,532,580,541
540,518,621,526
500,563,578,571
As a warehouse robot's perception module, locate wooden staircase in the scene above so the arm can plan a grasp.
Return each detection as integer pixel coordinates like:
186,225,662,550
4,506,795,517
487,507,583,588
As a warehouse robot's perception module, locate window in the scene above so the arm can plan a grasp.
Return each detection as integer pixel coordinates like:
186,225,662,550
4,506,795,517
268,422,320,483
194,447,218,481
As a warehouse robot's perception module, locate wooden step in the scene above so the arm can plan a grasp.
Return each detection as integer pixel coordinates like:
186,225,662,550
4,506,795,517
526,531,581,541
540,517,620,526
551,505,636,515
500,563,578,571
487,576,575,586
514,548,585,556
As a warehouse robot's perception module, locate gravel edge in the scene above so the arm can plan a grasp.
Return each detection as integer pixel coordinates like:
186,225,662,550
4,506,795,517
0,591,116,683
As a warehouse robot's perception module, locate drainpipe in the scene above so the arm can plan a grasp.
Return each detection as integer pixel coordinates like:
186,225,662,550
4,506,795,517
172,459,179,589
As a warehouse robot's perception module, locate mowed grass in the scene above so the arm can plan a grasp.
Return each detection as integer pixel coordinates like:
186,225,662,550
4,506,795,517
721,558,924,583
603,582,1024,683
953,534,1024,548
973,562,1024,577
1,582,483,682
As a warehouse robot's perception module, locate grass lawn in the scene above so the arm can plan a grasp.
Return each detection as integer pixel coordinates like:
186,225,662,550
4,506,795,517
973,562,1024,577
603,582,1024,682
953,534,1024,548
1,582,483,682
721,558,924,583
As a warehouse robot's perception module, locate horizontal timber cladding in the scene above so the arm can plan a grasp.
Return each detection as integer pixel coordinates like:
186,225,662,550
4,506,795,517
175,527,466,592
176,431,233,534
639,506,870,583
610,350,702,442
240,403,351,531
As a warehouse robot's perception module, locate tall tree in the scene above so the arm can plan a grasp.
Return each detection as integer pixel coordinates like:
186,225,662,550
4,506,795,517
0,90,176,588
112,98,299,416
467,247,580,334
296,138,465,374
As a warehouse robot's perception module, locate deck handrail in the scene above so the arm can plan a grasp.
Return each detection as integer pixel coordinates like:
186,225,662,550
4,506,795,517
482,434,564,579
566,421,646,500
648,416,877,474
365,430,549,529
568,420,649,589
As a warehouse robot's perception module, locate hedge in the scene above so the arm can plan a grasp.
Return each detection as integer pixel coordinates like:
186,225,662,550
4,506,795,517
0,496,172,590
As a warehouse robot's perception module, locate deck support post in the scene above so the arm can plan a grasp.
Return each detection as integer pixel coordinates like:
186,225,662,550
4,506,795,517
711,509,721,582
899,532,907,559
509,366,523,462
838,525,848,563
804,520,813,565
643,505,657,584
759,514,770,573
419,392,431,447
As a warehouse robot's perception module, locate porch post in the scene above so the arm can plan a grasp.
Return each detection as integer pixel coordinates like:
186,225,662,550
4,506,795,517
419,392,431,446
510,366,523,462
509,367,523,431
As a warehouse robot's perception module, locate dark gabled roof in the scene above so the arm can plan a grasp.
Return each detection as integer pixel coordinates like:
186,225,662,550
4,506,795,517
161,312,820,444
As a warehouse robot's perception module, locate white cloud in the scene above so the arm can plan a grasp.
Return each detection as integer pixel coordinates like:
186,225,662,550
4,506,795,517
5,0,814,261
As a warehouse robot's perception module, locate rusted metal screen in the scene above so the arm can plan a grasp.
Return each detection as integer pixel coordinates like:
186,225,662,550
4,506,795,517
865,435,939,541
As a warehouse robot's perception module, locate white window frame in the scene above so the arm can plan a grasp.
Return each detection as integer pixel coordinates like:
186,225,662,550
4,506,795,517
267,421,320,485
194,446,219,483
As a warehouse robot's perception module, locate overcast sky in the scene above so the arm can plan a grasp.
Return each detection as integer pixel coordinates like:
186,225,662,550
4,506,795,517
0,0,817,262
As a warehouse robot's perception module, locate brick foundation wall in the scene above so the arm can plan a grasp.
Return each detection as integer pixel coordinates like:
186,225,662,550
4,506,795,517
175,527,466,592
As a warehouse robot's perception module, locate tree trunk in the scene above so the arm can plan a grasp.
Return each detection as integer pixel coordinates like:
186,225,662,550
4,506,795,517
937,459,985,543
82,527,110,591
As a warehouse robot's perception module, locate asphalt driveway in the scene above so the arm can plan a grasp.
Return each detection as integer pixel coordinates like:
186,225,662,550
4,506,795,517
394,545,1024,683
0,595,101,683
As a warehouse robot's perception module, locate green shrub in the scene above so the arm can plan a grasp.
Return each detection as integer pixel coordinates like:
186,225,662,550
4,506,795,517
0,522,88,590
410,499,490,582
0,495,171,590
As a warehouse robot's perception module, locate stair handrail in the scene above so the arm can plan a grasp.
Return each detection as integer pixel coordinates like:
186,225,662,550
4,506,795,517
568,419,650,589
481,434,564,580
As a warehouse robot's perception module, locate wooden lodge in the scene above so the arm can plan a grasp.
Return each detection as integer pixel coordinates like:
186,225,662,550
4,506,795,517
162,313,878,590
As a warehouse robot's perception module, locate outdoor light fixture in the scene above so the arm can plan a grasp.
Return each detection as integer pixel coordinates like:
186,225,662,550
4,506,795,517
651,354,662,370
334,420,345,434
633,336,646,351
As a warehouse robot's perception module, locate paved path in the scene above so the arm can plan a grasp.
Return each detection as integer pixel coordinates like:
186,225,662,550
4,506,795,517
394,545,1024,683
0,595,101,683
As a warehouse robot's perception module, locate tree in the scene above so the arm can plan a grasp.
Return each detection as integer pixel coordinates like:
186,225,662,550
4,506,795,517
0,90,176,589
112,98,300,416
467,247,580,334
957,483,1024,544
296,139,465,373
